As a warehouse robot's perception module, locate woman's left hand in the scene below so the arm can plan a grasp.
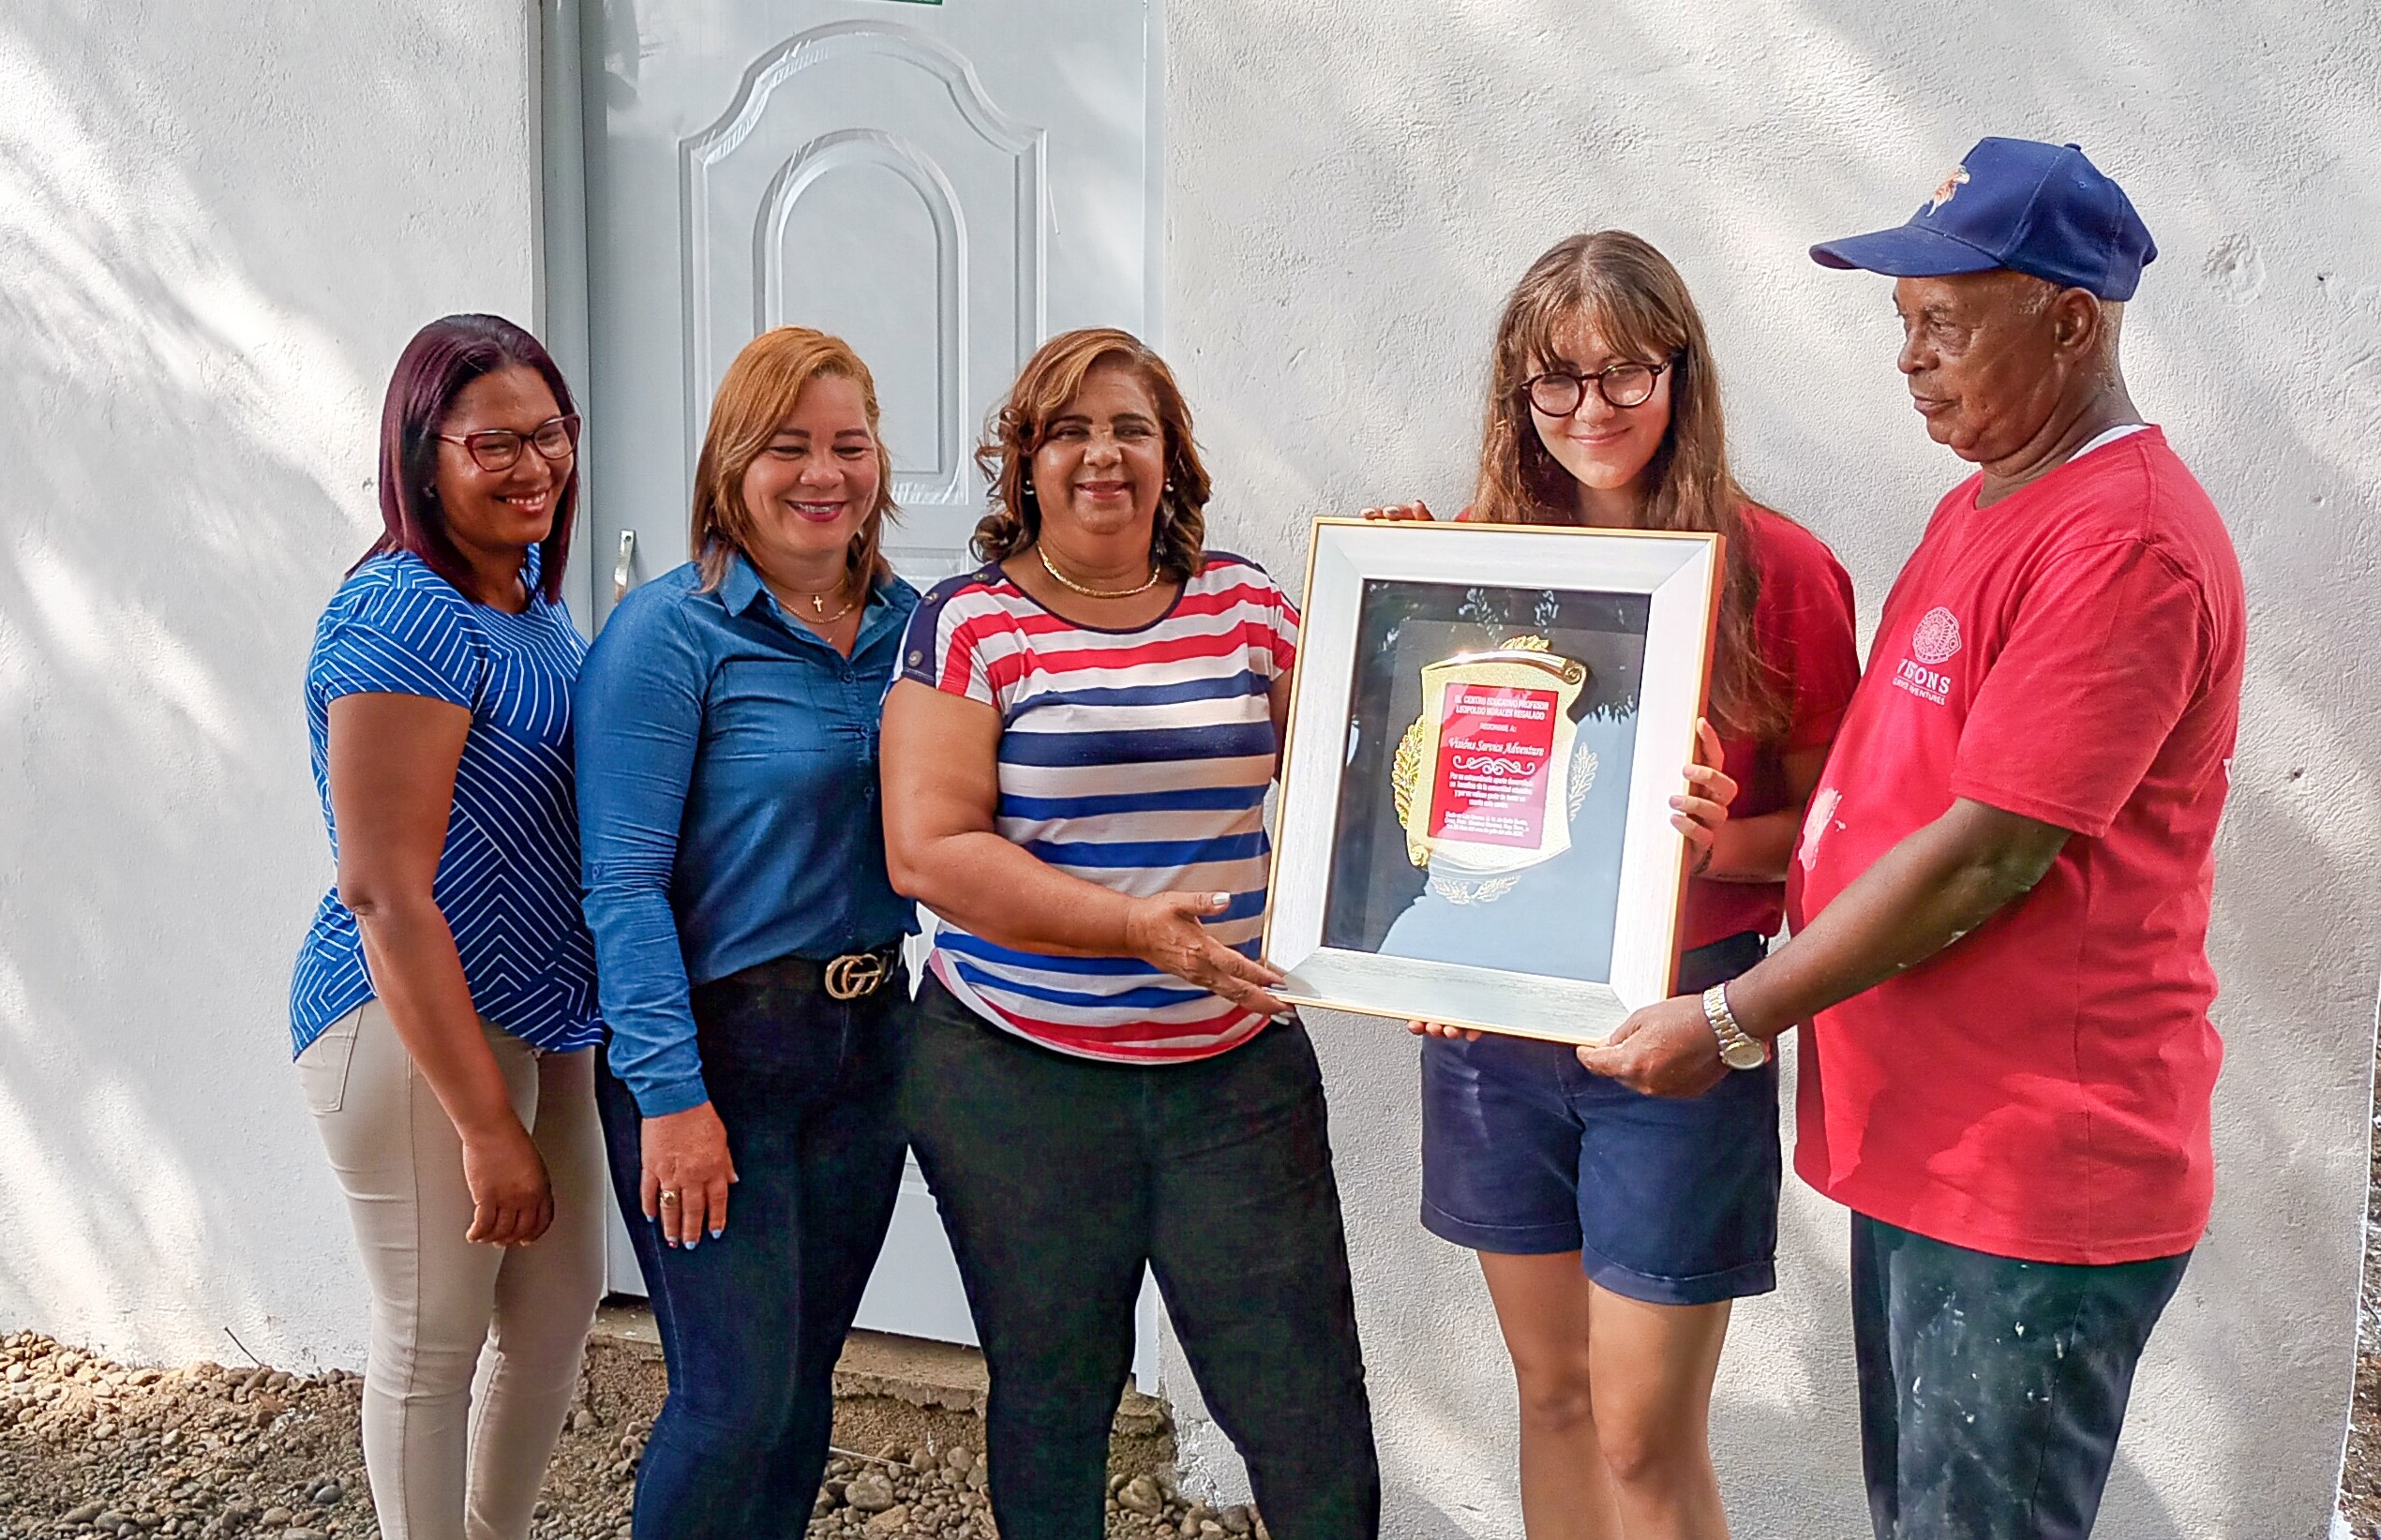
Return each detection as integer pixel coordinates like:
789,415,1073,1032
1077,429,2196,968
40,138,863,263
1671,718,1737,875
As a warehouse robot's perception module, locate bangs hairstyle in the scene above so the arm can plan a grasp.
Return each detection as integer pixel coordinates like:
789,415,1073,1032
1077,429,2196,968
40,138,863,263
1472,231,1789,741
971,327,1210,583
690,327,897,592
367,314,578,603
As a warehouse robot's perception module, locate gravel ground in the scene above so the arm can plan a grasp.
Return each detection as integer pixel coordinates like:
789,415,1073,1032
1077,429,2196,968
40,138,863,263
23,1164,2381,1540
2333,1050,2381,1537
0,1330,1251,1539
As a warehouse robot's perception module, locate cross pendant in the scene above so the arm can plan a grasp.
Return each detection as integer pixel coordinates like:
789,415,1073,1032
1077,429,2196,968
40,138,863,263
811,595,824,616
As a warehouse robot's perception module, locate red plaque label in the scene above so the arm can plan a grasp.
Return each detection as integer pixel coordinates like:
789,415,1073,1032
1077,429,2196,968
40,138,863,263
1426,683,1559,848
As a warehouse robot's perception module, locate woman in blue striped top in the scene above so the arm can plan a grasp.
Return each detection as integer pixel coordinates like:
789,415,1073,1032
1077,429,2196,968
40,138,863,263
292,315,606,1540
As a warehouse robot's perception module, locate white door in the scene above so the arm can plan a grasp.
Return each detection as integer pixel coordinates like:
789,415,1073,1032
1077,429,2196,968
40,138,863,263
547,0,1163,1367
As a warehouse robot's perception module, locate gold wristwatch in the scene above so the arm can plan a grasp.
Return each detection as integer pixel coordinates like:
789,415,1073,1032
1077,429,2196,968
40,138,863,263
1701,983,1770,1071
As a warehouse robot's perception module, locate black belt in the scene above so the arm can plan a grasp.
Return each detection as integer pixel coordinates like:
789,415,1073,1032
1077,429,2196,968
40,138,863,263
700,943,905,1006
821,944,903,1001
1677,930,1768,996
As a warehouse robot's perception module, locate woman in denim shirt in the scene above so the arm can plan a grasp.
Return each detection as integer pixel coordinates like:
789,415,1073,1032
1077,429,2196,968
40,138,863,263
573,327,920,1538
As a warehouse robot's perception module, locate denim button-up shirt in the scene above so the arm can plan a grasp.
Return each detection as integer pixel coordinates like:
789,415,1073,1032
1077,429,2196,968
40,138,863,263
575,555,920,1116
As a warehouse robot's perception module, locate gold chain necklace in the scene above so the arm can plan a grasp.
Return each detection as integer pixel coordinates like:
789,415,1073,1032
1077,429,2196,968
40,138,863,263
1038,545,1161,599
774,581,859,625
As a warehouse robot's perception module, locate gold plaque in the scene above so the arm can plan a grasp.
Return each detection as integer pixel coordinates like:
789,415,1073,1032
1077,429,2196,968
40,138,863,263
1389,636,1596,902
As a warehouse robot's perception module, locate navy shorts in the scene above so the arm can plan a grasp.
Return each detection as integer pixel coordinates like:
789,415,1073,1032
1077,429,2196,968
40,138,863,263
1418,931,1779,1306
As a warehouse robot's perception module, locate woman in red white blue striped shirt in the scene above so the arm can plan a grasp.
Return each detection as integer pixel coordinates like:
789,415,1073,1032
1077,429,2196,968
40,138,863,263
883,328,1378,1540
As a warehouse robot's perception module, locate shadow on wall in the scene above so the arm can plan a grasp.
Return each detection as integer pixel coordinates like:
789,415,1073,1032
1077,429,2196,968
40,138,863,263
1161,0,2381,1535
0,4,536,1364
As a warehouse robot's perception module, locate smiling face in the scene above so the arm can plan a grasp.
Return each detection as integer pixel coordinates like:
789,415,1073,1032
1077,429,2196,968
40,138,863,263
433,366,569,562
1894,271,2078,464
1527,315,1674,504
737,372,881,580
1029,359,1167,545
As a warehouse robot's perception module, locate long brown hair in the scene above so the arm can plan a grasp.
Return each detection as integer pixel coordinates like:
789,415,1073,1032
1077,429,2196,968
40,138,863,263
971,328,1211,583
1472,232,1789,741
689,327,897,592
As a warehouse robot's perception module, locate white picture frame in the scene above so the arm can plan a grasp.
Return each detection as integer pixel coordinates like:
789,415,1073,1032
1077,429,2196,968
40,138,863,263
1264,518,1722,1045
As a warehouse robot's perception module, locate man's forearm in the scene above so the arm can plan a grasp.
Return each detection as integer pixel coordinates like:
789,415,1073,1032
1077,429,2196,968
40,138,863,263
1724,799,2068,1039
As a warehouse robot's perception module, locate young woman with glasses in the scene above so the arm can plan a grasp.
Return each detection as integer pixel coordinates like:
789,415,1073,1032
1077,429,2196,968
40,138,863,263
1364,231,1862,1540
291,313,604,1540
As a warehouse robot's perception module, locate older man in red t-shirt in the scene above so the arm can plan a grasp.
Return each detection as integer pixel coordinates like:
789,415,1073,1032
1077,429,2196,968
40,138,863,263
1580,138,2245,1540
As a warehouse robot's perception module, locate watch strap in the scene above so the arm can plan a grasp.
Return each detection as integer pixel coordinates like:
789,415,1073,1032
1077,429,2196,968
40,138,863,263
1701,983,1769,1070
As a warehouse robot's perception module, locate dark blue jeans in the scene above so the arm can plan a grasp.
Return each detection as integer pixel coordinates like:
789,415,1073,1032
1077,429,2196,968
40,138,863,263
594,954,911,1539
906,981,1380,1540
1852,1214,2191,1540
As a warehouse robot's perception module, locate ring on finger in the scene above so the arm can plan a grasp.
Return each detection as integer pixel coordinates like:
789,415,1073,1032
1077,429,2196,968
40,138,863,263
660,1190,681,1206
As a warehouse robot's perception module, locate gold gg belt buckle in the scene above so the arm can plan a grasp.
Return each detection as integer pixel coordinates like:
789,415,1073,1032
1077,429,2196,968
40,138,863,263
823,950,891,1002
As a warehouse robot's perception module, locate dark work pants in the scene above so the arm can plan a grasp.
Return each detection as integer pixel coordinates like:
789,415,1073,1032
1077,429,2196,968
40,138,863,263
1851,1213,2191,1540
595,956,911,1540
906,981,1380,1540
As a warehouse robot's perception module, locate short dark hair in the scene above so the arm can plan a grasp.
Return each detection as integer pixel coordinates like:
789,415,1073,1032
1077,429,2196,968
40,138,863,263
360,314,579,604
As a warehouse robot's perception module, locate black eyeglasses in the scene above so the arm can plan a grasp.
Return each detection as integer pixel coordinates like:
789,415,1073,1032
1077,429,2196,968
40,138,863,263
1522,360,1673,417
436,414,581,472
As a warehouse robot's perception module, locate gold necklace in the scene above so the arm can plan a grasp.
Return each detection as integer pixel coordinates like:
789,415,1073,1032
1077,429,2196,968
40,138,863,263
774,581,859,625
1038,545,1161,599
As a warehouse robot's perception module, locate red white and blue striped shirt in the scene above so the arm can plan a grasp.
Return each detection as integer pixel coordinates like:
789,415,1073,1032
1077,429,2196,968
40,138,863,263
898,552,1297,1062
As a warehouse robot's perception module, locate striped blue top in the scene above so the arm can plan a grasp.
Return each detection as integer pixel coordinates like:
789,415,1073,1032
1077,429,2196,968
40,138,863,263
289,551,603,1057
899,553,1295,1063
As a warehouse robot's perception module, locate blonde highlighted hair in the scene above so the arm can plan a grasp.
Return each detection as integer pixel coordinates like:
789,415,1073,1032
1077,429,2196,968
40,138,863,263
689,326,897,592
1473,231,1789,741
971,327,1211,583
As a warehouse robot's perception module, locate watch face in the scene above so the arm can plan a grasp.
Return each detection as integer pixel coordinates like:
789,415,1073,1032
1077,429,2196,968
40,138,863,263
1722,1039,1769,1071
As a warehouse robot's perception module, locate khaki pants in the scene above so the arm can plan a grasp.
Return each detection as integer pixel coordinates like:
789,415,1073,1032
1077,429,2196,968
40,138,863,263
300,1001,606,1540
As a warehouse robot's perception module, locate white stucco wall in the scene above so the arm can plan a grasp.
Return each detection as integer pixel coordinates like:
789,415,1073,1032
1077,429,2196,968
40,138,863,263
1162,3,2381,1537
0,2,541,1368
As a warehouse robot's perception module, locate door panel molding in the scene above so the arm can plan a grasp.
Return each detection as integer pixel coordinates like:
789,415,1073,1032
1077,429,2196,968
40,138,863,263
681,21,1048,490
757,129,965,488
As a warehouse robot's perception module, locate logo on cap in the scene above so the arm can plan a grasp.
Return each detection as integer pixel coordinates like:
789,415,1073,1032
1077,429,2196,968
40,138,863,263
1927,166,1970,214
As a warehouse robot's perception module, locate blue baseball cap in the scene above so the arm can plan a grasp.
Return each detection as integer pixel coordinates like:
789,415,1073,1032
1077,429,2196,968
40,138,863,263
1810,138,2156,300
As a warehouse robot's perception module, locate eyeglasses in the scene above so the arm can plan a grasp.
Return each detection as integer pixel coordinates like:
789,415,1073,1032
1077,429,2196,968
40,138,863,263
435,414,581,472
1522,360,1673,417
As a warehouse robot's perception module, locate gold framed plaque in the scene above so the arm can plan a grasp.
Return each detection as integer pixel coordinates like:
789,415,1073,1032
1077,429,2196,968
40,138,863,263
1262,519,1722,1045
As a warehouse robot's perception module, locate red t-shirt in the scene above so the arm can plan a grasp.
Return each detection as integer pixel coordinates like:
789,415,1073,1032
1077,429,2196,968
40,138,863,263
1451,504,1861,954
1788,427,2245,1264
1680,508,1862,952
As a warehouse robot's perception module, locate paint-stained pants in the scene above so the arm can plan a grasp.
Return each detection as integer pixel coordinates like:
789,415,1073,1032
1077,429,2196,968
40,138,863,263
1851,1214,2191,1540
300,1002,607,1540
